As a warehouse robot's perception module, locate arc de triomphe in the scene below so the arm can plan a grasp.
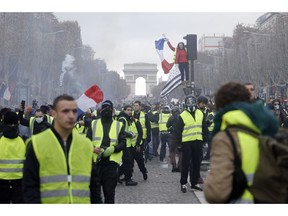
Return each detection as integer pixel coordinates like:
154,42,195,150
123,63,158,96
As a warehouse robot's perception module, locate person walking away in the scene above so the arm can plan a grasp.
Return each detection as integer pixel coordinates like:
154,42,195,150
204,82,279,203
0,111,26,203
23,94,97,204
158,106,171,162
148,103,160,157
166,106,182,172
86,100,126,203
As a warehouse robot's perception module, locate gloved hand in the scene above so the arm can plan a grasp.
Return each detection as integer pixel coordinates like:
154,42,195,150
102,146,115,157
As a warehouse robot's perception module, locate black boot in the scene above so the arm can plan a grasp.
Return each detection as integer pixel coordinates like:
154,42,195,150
125,179,138,186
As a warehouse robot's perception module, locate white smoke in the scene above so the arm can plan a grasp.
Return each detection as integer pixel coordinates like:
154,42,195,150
59,54,76,87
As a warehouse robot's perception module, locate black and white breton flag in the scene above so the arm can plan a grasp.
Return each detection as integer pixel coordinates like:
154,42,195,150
160,64,182,98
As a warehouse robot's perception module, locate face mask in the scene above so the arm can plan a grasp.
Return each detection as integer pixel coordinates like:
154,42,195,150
3,125,19,139
274,104,280,110
187,105,196,112
35,116,44,123
101,107,113,118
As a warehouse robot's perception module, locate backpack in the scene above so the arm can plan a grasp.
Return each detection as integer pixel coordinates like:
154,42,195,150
227,126,288,203
225,128,248,202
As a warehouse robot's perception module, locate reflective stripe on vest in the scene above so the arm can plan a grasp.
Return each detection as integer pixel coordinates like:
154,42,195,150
46,114,53,124
139,112,147,139
29,117,36,135
32,129,93,204
159,113,171,132
180,110,203,142
91,119,123,164
0,136,26,180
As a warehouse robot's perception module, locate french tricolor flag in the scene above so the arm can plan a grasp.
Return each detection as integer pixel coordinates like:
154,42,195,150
76,84,104,116
155,38,174,74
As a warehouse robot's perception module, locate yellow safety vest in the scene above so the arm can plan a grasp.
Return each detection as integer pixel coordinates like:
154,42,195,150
91,119,123,164
180,109,203,142
29,115,53,134
118,117,139,148
32,129,93,204
45,114,54,124
0,136,26,180
138,111,147,139
118,117,132,148
74,123,86,135
221,110,260,203
29,117,36,134
74,115,87,135
130,119,139,147
207,111,215,132
159,113,171,132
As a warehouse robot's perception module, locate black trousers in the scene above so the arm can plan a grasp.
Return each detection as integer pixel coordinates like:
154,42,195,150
131,146,147,174
180,140,202,186
118,147,133,181
178,62,189,81
94,160,119,204
0,179,24,203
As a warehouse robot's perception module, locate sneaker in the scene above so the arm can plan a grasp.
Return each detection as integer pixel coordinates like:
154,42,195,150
125,179,138,186
142,172,148,180
181,184,187,193
190,184,203,192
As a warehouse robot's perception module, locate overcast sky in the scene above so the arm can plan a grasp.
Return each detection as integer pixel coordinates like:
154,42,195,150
2,0,282,80
54,12,264,79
